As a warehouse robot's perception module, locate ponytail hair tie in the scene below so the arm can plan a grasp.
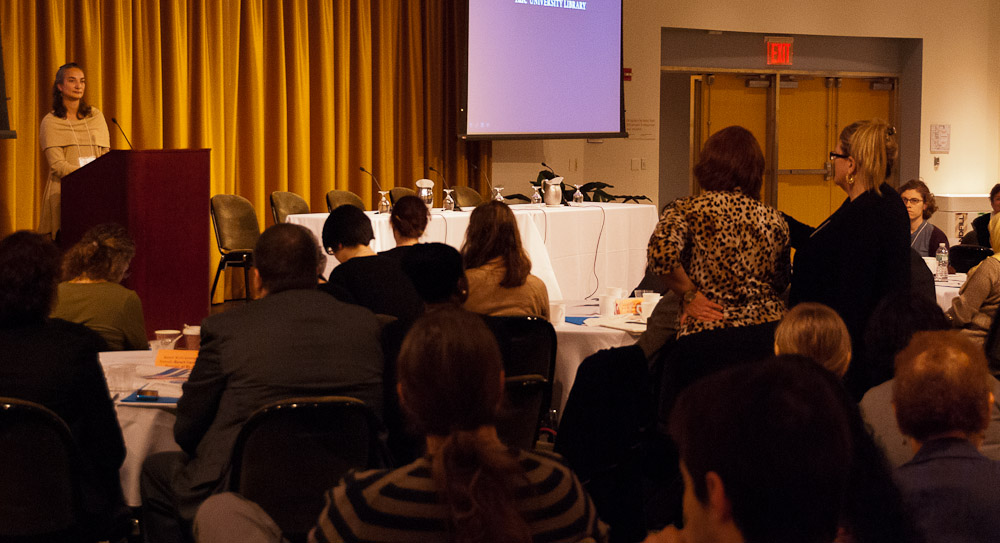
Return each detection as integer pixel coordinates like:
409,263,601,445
887,126,896,136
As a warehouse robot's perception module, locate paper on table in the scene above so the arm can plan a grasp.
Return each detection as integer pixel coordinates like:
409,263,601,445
583,315,646,335
154,349,198,369
128,366,189,400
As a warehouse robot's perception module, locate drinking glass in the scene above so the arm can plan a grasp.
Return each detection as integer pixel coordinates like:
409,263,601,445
492,186,505,202
572,184,584,204
443,189,455,211
377,191,392,213
531,185,543,205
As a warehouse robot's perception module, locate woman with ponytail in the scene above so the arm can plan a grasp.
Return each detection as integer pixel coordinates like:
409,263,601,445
785,119,910,400
52,223,148,350
193,307,606,543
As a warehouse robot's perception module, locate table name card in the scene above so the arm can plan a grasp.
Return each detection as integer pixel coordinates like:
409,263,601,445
155,349,198,369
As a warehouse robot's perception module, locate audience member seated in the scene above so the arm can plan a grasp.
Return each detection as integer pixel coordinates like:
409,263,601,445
858,292,973,467
384,242,470,462
774,302,852,378
320,204,424,322
636,291,680,362
400,242,468,309
892,331,1000,542
193,307,607,543
0,231,130,541
771,303,921,543
461,200,549,319
140,224,384,543
51,223,148,350
380,194,429,260
947,213,1000,345
899,179,949,258
971,183,1000,247
646,356,852,543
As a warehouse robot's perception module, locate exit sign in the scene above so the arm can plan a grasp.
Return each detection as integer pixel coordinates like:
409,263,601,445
765,37,794,66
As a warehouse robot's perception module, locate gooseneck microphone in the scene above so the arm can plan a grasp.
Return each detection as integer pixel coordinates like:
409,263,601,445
359,166,383,192
111,117,134,150
541,162,556,175
429,166,461,211
470,162,494,196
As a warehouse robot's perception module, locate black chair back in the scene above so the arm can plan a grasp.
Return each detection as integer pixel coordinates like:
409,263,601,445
949,244,994,273
325,190,365,212
229,396,390,542
388,187,416,204
270,191,310,225
210,194,261,302
480,316,557,449
0,397,80,539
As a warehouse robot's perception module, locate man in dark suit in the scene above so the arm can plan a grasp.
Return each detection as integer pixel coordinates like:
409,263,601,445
893,330,1000,542
140,223,384,543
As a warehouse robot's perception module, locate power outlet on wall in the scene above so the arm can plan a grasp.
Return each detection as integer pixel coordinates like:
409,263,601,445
630,158,640,171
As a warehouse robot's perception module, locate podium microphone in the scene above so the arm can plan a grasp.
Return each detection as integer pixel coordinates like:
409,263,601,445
111,117,134,150
470,162,494,197
541,162,556,175
429,166,461,211
359,166,383,192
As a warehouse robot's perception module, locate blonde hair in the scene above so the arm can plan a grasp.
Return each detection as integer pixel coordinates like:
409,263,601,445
775,303,852,377
840,119,898,195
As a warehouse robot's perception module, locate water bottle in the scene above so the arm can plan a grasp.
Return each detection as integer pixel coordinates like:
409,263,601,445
935,243,949,282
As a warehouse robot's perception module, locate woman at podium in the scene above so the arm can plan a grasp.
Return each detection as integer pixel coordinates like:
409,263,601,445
38,62,110,240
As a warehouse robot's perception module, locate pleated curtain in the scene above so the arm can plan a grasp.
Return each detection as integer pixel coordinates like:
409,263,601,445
0,0,489,301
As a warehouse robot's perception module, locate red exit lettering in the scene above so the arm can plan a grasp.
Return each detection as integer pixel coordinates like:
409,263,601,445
767,42,792,65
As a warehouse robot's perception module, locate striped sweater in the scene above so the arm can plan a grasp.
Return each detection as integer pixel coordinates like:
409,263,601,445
310,449,607,543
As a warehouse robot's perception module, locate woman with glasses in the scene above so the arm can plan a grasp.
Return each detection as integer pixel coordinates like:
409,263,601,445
785,119,910,399
51,223,148,350
899,179,949,257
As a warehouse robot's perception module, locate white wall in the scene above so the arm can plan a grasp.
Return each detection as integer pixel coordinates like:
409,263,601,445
493,0,1000,203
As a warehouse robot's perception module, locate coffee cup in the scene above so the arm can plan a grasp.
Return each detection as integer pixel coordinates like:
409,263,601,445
153,330,182,351
549,302,567,325
182,325,201,350
599,295,616,317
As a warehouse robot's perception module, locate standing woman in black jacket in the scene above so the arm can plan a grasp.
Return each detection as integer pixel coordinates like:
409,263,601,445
786,119,910,399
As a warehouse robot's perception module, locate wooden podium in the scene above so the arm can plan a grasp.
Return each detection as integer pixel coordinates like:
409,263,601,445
61,149,211,337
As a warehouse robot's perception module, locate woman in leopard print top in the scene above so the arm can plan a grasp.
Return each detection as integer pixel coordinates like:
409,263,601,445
646,126,790,338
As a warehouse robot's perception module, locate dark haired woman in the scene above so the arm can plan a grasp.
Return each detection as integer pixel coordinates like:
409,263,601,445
194,307,607,543
51,223,148,350
381,194,430,260
0,231,129,540
786,119,910,399
899,179,948,257
646,125,789,338
462,201,549,318
38,63,110,240
647,126,790,434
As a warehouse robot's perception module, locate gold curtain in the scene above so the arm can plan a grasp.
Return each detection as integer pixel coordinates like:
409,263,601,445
0,0,489,300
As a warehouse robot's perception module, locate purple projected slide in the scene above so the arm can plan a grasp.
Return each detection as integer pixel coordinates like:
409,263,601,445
467,0,622,136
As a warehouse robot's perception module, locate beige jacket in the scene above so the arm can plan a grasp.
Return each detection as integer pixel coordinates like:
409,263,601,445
463,258,550,319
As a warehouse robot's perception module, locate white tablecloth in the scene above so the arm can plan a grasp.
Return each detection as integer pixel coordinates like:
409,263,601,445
287,203,659,302
935,273,966,311
551,300,641,415
101,351,181,507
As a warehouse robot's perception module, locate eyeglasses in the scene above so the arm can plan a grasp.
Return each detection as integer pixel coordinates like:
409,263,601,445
902,197,924,206
829,151,850,161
